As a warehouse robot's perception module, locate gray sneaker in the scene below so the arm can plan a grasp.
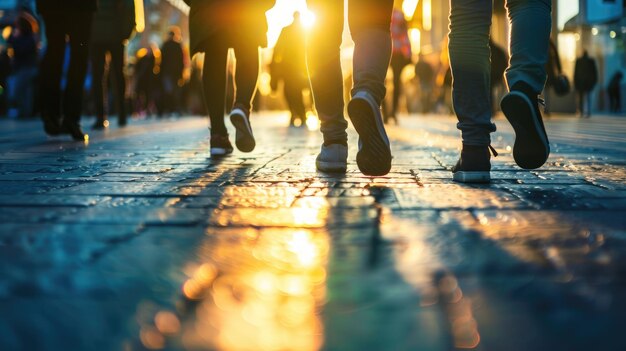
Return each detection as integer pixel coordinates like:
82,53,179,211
347,91,392,176
316,143,348,173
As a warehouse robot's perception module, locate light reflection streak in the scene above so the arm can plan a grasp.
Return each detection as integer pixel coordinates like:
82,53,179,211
144,197,331,350
188,227,329,351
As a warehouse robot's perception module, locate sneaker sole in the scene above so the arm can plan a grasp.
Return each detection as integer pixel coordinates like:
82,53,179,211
210,147,232,157
316,160,347,173
453,171,490,183
230,110,256,153
348,93,392,176
501,92,550,169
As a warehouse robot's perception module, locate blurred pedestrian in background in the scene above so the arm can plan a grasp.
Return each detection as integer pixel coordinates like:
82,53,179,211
434,38,453,115
184,0,274,156
159,27,185,117
414,54,434,114
133,43,160,117
90,0,136,129
608,71,623,114
271,11,309,127
544,39,569,115
0,47,10,116
307,0,394,176
6,11,39,119
36,0,96,141
386,4,411,124
574,50,598,118
449,0,552,183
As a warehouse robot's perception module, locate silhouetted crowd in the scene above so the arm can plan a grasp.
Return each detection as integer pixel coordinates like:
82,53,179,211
0,1,195,139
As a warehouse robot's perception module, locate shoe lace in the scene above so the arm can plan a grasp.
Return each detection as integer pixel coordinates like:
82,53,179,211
488,145,498,157
537,96,546,108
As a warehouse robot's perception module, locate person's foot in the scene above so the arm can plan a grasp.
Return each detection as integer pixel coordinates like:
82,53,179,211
316,142,348,173
229,105,255,152
61,121,88,141
118,115,128,127
500,81,550,170
42,117,61,136
347,91,392,176
210,134,233,157
452,144,497,183
92,119,107,130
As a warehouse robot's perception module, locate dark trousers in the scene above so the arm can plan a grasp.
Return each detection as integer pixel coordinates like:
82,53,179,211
578,90,591,116
390,54,408,118
306,0,394,142
284,78,307,122
608,89,621,113
39,11,93,123
91,41,127,122
201,39,259,136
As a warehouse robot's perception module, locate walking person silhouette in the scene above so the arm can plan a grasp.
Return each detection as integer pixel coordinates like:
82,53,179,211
184,0,275,157
36,0,97,141
449,0,552,183
307,0,394,176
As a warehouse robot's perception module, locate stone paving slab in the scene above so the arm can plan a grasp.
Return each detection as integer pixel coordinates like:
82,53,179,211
0,114,625,351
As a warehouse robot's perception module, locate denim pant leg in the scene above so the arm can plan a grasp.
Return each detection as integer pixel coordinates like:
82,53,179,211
306,0,348,143
449,0,495,146
505,0,552,93
349,0,394,105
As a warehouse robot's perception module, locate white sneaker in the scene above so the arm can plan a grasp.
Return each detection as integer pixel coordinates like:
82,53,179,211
229,107,255,152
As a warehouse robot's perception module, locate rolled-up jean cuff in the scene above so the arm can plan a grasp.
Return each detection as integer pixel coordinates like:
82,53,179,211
458,123,495,146
320,118,348,143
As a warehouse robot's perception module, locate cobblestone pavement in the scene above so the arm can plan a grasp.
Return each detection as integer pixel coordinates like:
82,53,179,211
0,113,625,351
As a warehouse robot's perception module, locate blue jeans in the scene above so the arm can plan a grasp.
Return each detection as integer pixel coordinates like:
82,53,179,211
449,0,551,146
306,0,394,143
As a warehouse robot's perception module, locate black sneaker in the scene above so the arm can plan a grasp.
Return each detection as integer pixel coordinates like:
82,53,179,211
210,134,233,157
229,105,255,152
118,115,128,127
347,91,392,176
92,119,107,130
42,113,61,136
61,121,88,141
500,81,550,169
452,145,497,183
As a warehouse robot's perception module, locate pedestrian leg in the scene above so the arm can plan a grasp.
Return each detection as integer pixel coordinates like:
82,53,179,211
346,0,394,176
110,42,128,126
499,0,551,169
306,0,347,144
62,12,93,141
390,55,404,123
91,43,107,128
307,0,349,173
39,12,65,134
230,42,259,152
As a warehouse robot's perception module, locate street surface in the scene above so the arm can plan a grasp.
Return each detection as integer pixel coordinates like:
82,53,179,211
0,112,625,351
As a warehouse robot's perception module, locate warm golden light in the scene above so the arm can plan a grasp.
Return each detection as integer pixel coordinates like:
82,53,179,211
266,0,315,48
2,26,11,40
133,0,145,33
423,0,432,31
402,0,419,21
409,28,421,56
305,112,320,132
301,11,316,29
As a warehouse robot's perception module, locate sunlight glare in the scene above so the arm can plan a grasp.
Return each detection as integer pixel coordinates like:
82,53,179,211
266,0,314,48
403,0,419,21
305,112,320,132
